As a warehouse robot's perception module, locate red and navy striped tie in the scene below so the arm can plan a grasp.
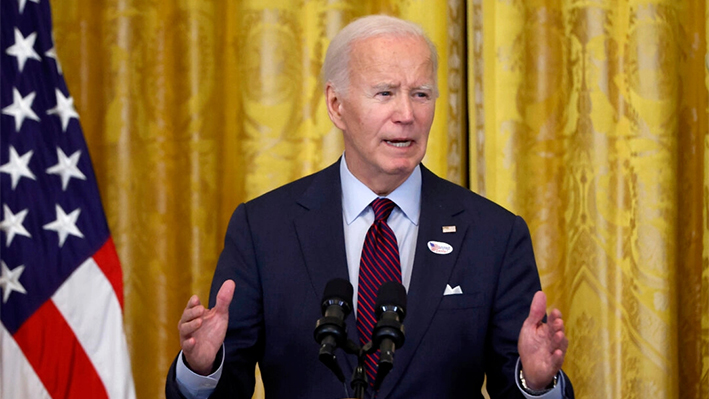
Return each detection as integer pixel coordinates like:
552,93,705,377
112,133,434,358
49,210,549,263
357,198,401,386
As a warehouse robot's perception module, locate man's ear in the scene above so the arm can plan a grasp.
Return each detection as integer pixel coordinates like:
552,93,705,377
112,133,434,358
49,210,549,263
325,83,346,130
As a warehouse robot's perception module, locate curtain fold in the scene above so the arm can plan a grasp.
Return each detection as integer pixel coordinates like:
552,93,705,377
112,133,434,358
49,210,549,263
49,0,707,398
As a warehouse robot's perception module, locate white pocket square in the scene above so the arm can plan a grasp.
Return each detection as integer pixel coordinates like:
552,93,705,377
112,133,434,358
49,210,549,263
443,284,463,295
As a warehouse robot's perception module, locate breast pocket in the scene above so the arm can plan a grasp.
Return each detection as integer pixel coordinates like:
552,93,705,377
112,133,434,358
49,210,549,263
438,291,484,310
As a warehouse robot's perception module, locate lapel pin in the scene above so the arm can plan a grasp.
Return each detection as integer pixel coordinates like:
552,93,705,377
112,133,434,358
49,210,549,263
442,225,456,233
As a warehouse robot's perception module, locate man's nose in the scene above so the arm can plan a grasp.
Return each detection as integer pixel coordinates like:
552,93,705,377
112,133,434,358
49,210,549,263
393,96,414,124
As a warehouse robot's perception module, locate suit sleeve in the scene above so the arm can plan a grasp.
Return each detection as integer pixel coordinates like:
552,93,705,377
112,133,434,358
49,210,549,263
165,203,263,399
484,215,541,398
483,216,575,399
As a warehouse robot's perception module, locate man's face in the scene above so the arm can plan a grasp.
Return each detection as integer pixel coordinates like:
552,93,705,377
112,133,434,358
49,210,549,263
326,34,436,194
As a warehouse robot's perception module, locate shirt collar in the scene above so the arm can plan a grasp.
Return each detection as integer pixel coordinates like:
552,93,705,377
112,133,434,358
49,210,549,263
340,152,421,226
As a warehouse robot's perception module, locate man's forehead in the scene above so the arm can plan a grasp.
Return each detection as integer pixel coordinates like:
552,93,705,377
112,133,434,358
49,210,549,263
349,36,433,74
350,34,430,58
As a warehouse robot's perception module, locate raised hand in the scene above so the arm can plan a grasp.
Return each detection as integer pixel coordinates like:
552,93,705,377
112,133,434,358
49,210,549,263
517,291,568,390
178,280,235,375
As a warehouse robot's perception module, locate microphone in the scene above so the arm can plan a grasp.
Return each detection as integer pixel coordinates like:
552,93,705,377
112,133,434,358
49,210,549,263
372,281,407,390
314,278,353,382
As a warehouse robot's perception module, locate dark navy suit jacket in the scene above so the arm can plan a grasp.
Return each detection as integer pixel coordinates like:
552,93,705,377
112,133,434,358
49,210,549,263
166,160,574,399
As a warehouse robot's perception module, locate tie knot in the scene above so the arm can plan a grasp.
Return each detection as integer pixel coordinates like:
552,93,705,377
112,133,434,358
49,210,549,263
371,198,396,222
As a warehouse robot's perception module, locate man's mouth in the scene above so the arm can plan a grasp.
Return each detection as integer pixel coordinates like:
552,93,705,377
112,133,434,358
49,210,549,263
385,140,412,148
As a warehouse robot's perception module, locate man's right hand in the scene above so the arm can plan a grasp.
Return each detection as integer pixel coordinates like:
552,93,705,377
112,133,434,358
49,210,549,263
178,280,235,375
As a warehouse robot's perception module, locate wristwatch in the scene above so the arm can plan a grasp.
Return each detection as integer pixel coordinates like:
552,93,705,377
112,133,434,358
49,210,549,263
519,368,558,396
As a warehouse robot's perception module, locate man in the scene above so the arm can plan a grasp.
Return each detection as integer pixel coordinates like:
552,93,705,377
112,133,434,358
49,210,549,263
166,15,573,399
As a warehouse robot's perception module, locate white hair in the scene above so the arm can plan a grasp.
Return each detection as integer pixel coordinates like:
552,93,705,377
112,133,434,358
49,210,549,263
322,15,439,96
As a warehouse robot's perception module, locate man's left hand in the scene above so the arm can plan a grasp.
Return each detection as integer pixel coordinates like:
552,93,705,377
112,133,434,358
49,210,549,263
518,291,568,390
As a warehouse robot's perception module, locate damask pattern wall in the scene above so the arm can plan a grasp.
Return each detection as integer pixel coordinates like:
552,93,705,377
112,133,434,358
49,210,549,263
49,0,707,398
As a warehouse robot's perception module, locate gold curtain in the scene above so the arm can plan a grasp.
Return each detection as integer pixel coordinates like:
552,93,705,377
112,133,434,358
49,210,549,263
50,1,464,398
48,0,707,398
468,0,708,398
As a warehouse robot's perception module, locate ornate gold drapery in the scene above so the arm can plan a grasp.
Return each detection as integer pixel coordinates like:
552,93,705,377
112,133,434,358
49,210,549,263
468,1,708,398
49,0,706,398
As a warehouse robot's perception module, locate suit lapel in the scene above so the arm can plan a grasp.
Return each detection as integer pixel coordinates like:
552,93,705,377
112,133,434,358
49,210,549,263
377,166,469,399
292,160,358,375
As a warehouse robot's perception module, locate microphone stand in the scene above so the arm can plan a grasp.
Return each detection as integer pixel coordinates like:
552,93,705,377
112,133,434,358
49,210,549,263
352,341,375,398
351,362,368,399
342,339,369,399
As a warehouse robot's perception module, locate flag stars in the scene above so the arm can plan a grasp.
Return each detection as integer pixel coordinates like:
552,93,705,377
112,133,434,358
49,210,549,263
44,33,63,75
5,28,41,72
2,88,40,132
17,0,40,14
46,89,79,132
0,204,32,246
43,204,84,247
46,148,86,190
45,45,63,75
0,261,27,303
0,146,36,189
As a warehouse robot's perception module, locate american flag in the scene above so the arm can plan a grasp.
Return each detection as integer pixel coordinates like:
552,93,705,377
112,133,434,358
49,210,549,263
0,0,136,398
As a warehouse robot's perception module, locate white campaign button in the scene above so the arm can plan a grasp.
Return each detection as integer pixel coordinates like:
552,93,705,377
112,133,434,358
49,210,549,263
427,240,453,255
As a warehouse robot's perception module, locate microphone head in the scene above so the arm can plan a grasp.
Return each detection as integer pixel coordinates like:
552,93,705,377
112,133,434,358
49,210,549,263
321,278,353,314
375,281,407,319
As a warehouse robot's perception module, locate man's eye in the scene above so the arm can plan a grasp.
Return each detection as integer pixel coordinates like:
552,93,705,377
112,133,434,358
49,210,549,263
414,92,429,99
378,91,392,96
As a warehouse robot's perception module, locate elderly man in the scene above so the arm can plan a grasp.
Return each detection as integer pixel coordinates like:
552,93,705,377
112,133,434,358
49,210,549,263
165,15,574,399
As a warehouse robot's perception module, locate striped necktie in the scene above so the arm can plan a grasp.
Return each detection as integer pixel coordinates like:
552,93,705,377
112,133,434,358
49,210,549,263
356,197,402,386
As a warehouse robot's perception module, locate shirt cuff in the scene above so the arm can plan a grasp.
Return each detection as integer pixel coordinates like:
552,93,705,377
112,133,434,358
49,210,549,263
175,345,225,399
515,357,565,399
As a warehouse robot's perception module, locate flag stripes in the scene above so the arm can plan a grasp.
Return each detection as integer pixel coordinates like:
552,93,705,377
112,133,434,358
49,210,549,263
1,323,52,399
13,300,109,399
53,242,134,399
